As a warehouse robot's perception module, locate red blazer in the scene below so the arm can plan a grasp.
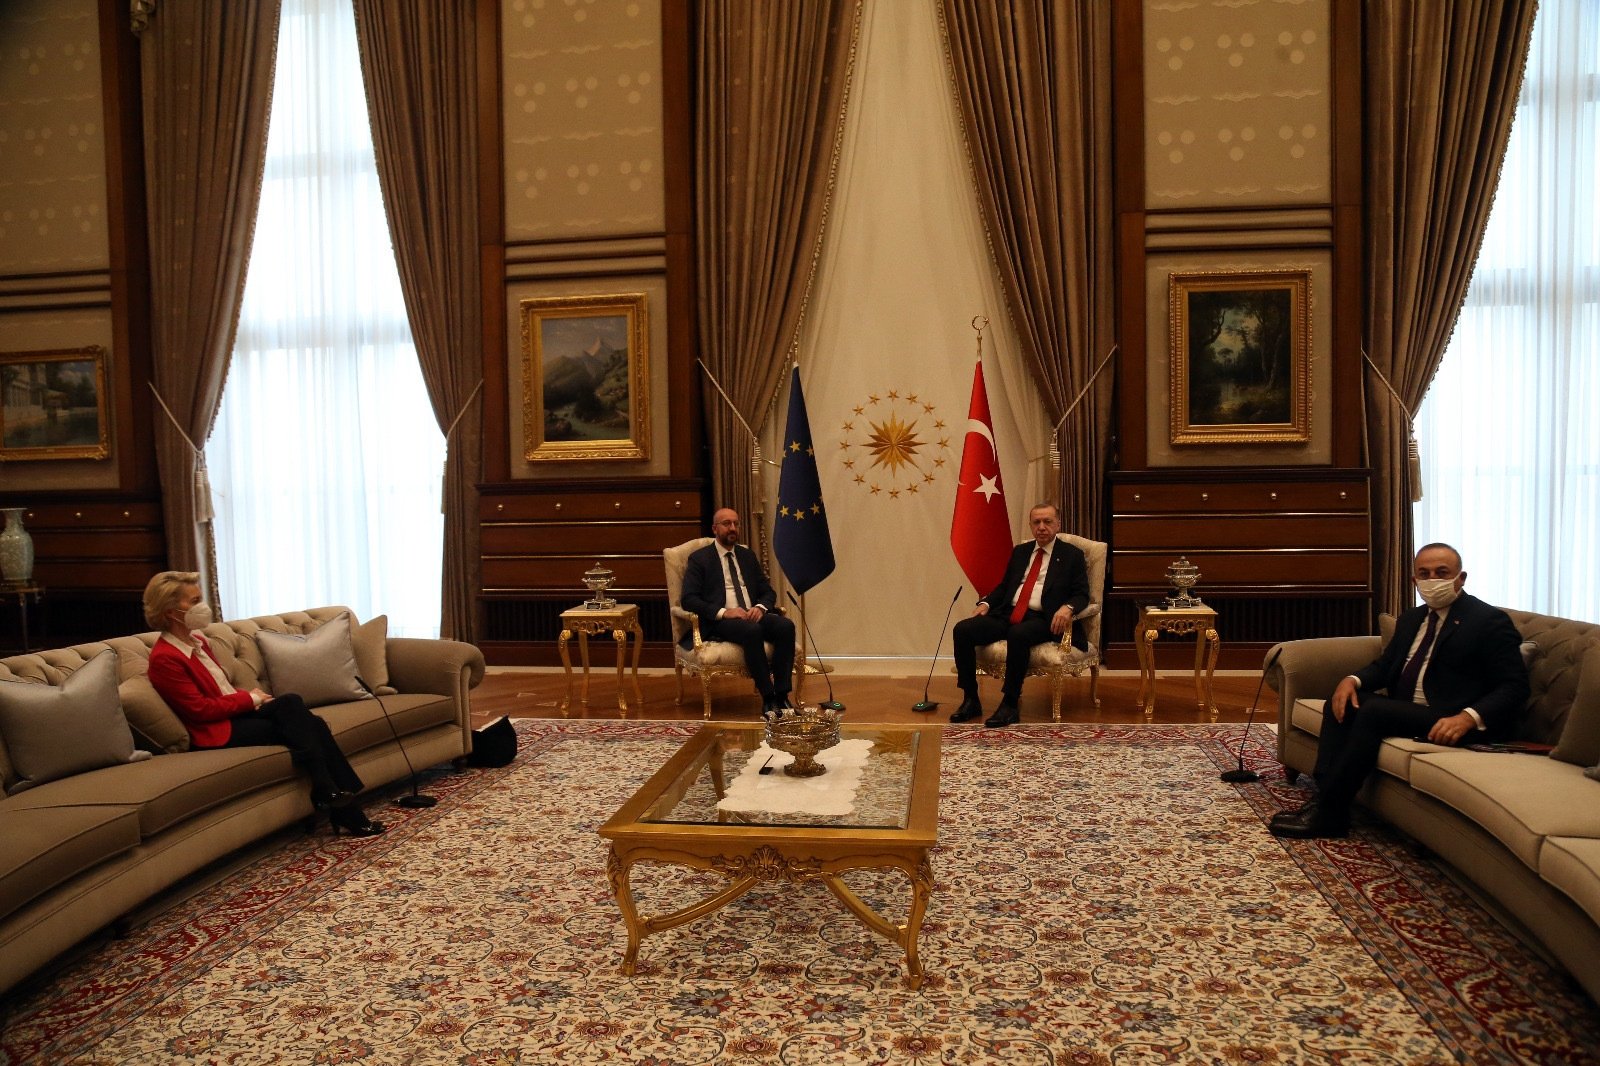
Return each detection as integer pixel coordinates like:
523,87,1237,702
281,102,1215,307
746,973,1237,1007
147,634,254,749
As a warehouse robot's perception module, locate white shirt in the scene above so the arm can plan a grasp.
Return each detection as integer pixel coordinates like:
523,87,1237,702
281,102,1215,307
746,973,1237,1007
717,548,760,618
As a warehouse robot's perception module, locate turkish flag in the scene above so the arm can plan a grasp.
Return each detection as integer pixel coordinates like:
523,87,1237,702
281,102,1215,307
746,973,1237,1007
950,360,1012,596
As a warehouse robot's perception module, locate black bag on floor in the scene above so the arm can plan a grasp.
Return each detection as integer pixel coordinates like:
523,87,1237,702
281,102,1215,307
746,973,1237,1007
467,716,517,768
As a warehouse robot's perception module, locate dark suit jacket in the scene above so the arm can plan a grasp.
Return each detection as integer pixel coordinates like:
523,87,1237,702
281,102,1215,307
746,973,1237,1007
1355,593,1529,738
979,538,1092,650
680,542,777,635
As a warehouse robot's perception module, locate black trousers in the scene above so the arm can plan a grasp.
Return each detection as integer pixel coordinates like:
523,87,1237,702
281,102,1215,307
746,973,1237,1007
702,612,796,700
1313,694,1483,815
953,609,1066,703
218,693,364,804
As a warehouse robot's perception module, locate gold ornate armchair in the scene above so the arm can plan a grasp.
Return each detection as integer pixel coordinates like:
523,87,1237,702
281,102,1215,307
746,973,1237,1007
663,537,775,719
972,533,1106,721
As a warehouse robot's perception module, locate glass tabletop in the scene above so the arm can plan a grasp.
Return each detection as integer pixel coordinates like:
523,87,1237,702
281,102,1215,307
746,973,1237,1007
639,725,923,830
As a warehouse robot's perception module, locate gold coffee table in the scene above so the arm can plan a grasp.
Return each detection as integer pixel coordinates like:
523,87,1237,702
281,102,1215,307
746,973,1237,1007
1134,604,1220,721
598,723,941,989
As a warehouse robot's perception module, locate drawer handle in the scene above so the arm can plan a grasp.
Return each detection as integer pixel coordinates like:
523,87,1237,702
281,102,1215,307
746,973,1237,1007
554,502,562,511
1340,491,1347,500
1133,493,1141,502
614,502,621,510
675,499,682,508
1270,492,1278,501
1200,493,1209,502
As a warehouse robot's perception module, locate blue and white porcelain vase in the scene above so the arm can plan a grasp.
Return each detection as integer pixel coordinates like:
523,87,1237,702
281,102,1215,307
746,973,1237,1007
0,507,35,584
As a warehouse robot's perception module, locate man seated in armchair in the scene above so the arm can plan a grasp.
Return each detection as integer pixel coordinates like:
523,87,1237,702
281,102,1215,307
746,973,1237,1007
950,503,1091,728
679,508,797,718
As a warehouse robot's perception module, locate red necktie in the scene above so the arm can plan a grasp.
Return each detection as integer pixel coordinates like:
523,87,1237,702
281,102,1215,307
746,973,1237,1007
1010,547,1045,624
1396,610,1439,701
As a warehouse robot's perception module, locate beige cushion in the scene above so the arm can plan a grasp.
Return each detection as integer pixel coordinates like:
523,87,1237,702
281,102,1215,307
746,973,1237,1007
117,674,191,754
350,614,396,695
316,694,456,756
0,651,142,795
977,640,1097,670
675,640,773,670
1407,751,1600,869
258,613,367,708
1551,643,1600,767
2,746,297,837
1541,836,1600,930
0,804,141,922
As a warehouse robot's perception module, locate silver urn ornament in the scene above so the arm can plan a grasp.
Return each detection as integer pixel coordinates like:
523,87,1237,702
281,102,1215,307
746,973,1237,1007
582,561,617,610
1164,556,1203,608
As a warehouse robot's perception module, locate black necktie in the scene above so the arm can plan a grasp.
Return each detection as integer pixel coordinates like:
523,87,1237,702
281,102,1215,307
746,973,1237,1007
1396,611,1439,701
724,551,748,609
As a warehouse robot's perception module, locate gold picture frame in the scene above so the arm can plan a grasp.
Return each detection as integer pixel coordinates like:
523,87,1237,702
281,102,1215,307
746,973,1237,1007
520,293,650,462
1169,269,1312,445
1,346,111,461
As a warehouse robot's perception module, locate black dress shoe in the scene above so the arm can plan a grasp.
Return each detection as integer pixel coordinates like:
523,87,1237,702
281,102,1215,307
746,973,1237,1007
331,807,387,837
1270,800,1319,828
1268,806,1348,839
984,703,1020,728
949,696,983,723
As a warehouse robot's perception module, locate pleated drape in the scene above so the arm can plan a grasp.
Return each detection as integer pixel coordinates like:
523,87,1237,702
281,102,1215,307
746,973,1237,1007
1364,0,1536,613
695,0,863,542
938,0,1115,539
351,0,484,641
140,0,281,606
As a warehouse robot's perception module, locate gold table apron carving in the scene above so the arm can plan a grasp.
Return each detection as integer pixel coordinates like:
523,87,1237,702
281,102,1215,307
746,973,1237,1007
598,724,942,989
558,603,644,714
1134,604,1220,721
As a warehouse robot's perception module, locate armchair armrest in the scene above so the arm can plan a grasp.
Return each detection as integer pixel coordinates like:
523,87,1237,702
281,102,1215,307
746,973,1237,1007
1056,601,1101,647
670,605,704,648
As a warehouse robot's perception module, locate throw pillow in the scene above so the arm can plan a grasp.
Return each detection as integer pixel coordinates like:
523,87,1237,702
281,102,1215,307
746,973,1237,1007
1551,642,1600,767
257,613,368,708
0,651,144,794
118,674,192,753
350,614,396,696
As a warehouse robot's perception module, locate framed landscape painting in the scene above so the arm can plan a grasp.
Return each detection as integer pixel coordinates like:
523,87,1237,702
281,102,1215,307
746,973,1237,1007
1168,269,1312,445
0,346,111,461
520,293,650,462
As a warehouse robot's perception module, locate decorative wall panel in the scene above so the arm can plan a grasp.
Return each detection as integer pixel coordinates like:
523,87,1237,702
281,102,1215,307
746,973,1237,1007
501,0,665,240
1144,0,1331,209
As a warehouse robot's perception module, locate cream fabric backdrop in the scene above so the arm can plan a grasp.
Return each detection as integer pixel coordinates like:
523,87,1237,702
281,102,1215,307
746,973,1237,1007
761,0,1050,668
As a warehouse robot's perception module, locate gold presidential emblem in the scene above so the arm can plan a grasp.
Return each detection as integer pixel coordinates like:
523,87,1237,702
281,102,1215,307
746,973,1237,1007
836,389,953,499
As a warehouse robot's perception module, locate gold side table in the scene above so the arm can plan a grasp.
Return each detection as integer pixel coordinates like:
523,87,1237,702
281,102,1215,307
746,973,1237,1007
1134,604,1220,721
559,603,645,715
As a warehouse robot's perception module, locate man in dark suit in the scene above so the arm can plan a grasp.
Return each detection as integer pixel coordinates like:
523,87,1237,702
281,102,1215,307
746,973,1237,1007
680,508,797,717
1271,542,1530,839
950,503,1091,728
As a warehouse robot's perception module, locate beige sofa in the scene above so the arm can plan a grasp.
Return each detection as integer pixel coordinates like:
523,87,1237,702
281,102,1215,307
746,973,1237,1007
0,607,485,997
1267,608,1600,1002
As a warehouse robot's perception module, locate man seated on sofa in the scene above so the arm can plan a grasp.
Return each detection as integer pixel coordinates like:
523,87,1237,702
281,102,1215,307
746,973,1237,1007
680,508,797,718
1271,542,1531,839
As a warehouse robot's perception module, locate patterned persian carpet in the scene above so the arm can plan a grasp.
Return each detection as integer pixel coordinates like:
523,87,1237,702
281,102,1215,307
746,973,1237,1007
4,721,1600,1065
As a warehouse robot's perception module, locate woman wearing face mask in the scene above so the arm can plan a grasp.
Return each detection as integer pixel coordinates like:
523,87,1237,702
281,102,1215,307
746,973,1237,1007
141,571,385,836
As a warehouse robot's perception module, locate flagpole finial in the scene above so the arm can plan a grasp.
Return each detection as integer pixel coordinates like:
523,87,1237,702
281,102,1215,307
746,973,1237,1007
971,315,987,360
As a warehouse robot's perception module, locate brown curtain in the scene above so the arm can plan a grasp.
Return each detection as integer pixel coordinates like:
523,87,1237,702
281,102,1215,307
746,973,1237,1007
1364,0,1537,613
140,0,281,606
351,0,483,641
695,0,863,535
939,0,1115,540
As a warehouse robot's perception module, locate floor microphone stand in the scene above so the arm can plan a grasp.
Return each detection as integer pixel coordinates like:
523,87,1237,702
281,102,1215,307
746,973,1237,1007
358,675,438,808
1220,648,1283,784
785,592,843,712
913,586,963,712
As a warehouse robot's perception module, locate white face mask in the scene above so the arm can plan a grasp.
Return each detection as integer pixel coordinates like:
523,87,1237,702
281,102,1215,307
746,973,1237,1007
181,602,214,630
1416,577,1461,610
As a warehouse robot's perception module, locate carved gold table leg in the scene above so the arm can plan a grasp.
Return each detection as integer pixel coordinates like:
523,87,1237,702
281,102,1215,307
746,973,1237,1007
612,626,629,714
1137,626,1158,721
629,620,644,710
1203,627,1220,721
1192,630,1208,712
606,847,644,975
820,853,935,990
578,630,592,704
558,627,575,714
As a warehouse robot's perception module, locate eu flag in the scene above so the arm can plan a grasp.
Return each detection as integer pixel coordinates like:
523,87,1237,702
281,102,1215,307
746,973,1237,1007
773,366,835,594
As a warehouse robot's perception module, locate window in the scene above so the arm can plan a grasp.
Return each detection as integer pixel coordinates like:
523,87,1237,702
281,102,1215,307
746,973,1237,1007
206,0,445,636
1414,0,1600,620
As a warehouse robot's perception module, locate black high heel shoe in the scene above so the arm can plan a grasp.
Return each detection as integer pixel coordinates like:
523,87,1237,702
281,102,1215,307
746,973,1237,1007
313,789,358,812
330,807,386,837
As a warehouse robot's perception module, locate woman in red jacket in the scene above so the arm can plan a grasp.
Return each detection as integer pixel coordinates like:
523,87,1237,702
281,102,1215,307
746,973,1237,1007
143,571,384,836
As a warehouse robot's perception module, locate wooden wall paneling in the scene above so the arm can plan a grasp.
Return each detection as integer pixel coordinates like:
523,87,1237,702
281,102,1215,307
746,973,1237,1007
1330,0,1364,470
661,0,700,481
476,0,509,484
1112,0,1147,471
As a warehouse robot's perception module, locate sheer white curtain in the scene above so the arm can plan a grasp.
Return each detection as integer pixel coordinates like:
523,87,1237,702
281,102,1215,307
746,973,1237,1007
1414,0,1599,621
207,0,445,636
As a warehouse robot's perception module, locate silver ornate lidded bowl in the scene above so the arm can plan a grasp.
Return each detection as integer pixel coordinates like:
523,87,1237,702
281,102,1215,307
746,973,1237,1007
1164,556,1203,608
763,704,843,777
582,561,617,610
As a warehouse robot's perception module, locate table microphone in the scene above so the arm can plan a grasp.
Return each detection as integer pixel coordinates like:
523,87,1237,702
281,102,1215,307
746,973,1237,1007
357,675,438,808
1221,646,1283,784
912,586,963,712
785,591,843,712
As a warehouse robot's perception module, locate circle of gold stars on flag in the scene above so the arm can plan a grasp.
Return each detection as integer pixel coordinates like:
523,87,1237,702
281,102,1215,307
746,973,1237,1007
836,389,953,500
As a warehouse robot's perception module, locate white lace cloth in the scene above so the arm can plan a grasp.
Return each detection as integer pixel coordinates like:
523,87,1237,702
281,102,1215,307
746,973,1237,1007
715,739,875,816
